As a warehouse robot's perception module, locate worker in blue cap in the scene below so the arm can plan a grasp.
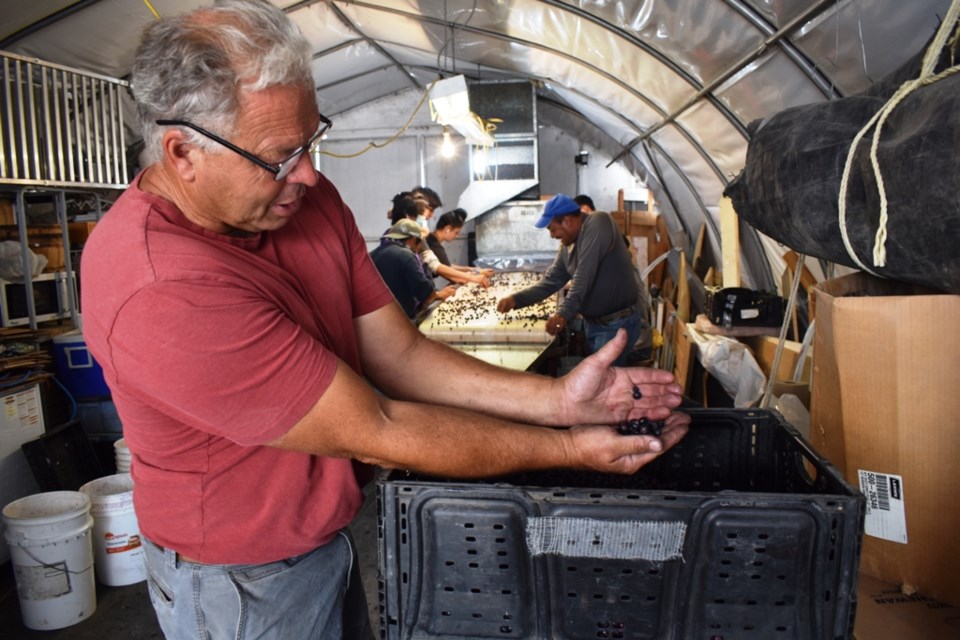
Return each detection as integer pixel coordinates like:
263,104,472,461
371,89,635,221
497,193,647,366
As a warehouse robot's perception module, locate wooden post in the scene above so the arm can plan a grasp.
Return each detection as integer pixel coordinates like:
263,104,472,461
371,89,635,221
719,196,740,288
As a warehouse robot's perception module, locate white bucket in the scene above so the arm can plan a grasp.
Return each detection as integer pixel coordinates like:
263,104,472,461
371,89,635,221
2,491,96,631
79,474,146,586
114,438,131,473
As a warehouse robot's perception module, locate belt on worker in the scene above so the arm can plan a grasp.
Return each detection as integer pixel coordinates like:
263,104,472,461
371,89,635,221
145,537,206,565
583,303,639,325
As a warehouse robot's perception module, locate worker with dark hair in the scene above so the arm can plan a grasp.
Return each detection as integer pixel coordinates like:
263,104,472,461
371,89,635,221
387,193,490,288
427,208,495,281
574,194,596,212
411,185,442,211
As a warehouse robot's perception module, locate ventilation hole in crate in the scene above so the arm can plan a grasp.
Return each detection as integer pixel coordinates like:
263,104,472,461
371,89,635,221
501,589,512,595
647,568,659,575
567,566,578,572
646,595,657,601
443,586,453,592
470,588,481,593
758,533,769,540
441,611,450,616
829,549,836,560
627,494,639,500
663,495,677,501
593,593,604,600
753,560,764,567
553,491,567,497
500,626,513,634
776,626,787,632
401,532,407,544
743,625,755,631
755,547,767,554
495,537,506,543
402,572,408,584
775,601,785,606
469,562,479,568
598,621,610,628
400,502,407,514
567,592,578,598
721,560,732,566
723,546,734,552
597,632,609,638
619,594,631,601
726,533,738,539
497,551,508,556
467,549,478,555
445,560,455,566
503,613,512,620
466,535,476,542
746,599,757,605
472,613,483,618
714,598,725,604
777,575,787,580
718,572,730,579
824,590,832,601
750,574,761,580
493,524,504,530
832,518,838,530
593,567,604,573
499,563,509,569
464,522,475,529
622,568,633,574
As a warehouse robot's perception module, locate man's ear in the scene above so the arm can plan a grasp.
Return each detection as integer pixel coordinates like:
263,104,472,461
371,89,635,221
160,128,199,181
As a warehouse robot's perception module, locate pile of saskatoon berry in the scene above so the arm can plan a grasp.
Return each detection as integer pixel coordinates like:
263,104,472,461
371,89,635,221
615,417,665,437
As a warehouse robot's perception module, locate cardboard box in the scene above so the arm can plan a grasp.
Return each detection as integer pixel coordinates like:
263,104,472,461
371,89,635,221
854,575,960,640
811,272,960,607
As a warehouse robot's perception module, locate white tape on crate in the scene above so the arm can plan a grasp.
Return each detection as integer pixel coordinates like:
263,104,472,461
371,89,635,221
525,517,686,561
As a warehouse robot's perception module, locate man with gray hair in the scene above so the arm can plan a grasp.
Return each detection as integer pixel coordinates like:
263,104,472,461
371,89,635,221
81,1,688,637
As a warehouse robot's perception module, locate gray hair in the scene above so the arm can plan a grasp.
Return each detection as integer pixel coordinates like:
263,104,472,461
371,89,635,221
133,0,315,165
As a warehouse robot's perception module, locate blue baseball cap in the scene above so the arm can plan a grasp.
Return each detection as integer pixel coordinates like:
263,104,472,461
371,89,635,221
534,194,580,228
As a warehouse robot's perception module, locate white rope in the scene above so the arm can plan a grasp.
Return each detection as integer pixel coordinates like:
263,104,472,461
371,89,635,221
838,0,960,270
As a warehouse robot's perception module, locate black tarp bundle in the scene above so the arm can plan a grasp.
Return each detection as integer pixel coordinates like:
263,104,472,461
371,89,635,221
725,19,960,294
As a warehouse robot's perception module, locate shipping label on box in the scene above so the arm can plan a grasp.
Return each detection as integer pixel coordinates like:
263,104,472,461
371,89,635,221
858,469,907,544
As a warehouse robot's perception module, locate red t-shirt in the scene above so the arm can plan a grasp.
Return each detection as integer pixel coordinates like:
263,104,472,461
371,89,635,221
81,171,394,563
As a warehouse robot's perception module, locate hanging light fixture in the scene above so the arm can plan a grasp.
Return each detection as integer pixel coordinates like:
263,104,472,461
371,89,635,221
441,126,456,158
429,75,494,147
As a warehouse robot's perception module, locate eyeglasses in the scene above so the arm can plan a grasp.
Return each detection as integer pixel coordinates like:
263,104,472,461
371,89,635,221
155,114,332,181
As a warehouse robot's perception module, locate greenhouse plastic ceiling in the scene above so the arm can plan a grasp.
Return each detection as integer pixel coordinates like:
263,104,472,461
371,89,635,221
0,0,953,289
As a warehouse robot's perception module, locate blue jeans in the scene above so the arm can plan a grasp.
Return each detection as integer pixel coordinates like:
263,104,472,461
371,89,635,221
583,306,645,367
143,531,371,639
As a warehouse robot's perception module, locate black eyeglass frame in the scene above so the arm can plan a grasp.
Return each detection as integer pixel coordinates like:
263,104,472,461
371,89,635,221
155,114,332,181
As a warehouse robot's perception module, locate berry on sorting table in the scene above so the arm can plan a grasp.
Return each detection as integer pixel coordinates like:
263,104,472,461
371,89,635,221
616,417,664,437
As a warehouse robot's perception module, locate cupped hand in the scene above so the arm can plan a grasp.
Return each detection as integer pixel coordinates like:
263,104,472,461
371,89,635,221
566,411,690,474
559,328,683,426
496,296,516,313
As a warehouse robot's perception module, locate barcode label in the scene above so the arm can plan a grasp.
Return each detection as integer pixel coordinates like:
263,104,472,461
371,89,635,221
874,474,890,510
858,470,907,543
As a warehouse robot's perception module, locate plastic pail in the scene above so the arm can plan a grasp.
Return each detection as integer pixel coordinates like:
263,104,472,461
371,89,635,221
114,438,131,473
2,491,96,630
79,474,145,586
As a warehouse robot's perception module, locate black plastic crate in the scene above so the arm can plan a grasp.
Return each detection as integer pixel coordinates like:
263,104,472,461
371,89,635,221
377,408,863,640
